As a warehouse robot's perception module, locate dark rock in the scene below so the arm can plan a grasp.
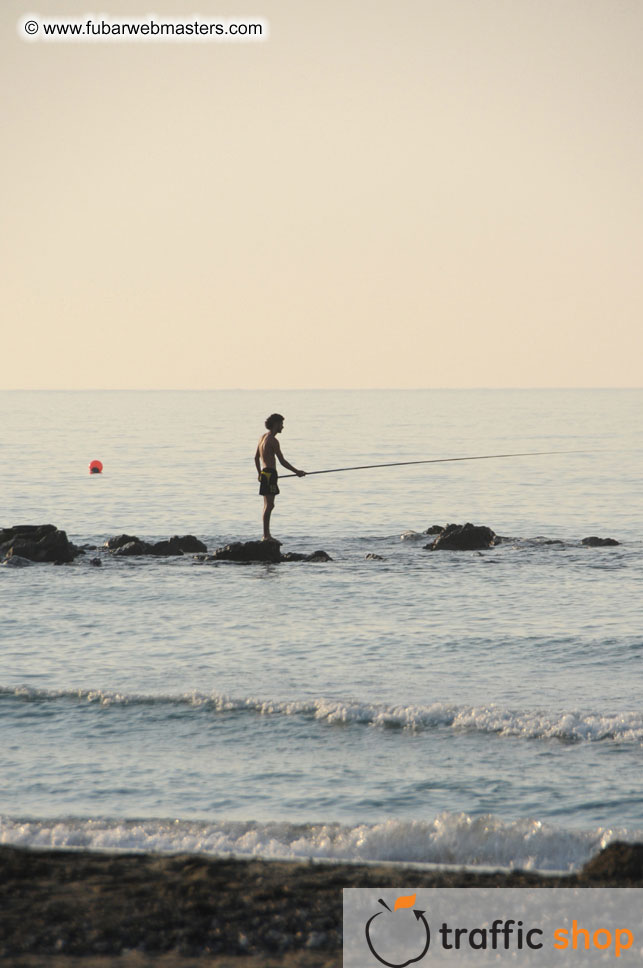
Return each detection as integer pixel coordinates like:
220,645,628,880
0,524,57,543
307,550,332,562
0,525,81,564
365,553,384,561
150,535,207,556
104,534,140,550
582,536,620,547
210,540,282,563
176,535,207,553
581,842,643,882
2,555,33,568
427,522,497,551
205,542,331,564
105,534,208,556
424,525,444,535
149,540,183,557
0,525,55,554
281,550,332,562
112,540,154,556
89,558,102,567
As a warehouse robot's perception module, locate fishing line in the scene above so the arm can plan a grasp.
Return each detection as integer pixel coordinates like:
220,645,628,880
280,450,587,479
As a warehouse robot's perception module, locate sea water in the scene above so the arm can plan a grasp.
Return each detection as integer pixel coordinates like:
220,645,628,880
1,389,642,872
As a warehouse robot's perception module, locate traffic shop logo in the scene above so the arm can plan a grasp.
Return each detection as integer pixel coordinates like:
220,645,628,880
361,895,635,964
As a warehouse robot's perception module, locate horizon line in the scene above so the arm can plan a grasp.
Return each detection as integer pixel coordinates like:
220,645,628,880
1,386,642,393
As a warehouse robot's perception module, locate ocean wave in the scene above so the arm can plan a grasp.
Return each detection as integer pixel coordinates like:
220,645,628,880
2,685,642,743
0,812,638,872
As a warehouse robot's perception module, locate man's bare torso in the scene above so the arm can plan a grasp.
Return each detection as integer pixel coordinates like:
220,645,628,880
258,432,278,469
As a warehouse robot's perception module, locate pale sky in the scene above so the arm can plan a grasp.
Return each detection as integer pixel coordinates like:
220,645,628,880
2,0,642,388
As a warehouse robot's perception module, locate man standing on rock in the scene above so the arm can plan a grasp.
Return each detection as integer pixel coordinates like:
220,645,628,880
255,414,306,542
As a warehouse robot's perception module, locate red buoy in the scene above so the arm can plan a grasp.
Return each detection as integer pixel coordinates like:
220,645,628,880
89,460,103,475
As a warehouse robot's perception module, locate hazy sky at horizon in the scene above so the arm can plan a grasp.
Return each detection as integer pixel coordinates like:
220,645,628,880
3,0,642,388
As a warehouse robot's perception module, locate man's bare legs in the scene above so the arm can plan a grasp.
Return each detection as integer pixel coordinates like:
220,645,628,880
263,495,276,541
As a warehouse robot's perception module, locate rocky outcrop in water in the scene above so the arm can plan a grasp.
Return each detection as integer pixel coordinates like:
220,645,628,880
425,524,444,535
3,524,622,567
281,550,332,562
426,522,497,551
2,555,34,568
0,525,81,565
201,541,332,564
153,535,207,555
105,534,207,556
104,534,139,551
109,538,152,556
207,540,282,563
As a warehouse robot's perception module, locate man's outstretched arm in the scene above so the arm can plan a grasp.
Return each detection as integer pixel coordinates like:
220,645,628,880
275,442,306,476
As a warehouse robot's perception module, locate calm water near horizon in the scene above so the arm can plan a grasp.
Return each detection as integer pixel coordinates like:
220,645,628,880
1,389,642,871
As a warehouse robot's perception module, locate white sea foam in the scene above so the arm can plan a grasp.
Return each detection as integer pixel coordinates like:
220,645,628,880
0,812,638,872
2,685,643,744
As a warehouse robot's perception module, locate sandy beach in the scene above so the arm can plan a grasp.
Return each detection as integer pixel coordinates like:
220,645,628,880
2,842,642,967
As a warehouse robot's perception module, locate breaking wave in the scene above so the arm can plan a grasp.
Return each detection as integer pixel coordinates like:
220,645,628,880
0,812,639,872
2,685,642,744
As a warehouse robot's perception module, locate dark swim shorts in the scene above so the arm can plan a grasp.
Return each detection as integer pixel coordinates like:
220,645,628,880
259,467,280,496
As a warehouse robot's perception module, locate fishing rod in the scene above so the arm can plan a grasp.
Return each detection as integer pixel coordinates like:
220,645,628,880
280,450,586,479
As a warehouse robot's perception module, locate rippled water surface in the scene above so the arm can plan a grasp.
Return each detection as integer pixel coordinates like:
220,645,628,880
1,390,642,870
